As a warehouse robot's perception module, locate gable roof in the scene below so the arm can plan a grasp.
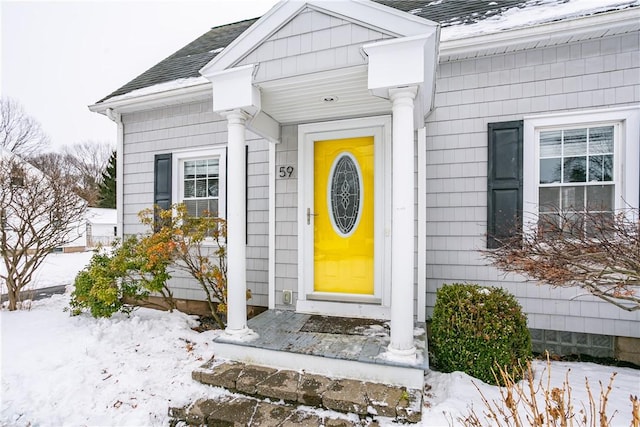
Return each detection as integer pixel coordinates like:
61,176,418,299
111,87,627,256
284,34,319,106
95,0,639,105
374,0,532,27
97,18,257,103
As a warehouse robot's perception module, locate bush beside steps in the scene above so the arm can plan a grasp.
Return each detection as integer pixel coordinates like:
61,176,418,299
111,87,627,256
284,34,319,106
430,283,532,386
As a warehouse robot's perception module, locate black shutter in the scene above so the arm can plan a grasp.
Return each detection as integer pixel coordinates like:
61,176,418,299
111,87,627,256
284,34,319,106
154,153,172,230
487,121,523,248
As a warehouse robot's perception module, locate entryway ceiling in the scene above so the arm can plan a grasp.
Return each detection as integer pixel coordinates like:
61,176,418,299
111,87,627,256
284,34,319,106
257,65,392,125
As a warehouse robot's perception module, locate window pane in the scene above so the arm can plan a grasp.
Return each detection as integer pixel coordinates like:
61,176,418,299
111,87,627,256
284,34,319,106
184,180,195,198
196,160,207,178
538,213,560,234
561,186,585,211
586,212,614,238
602,155,613,181
208,199,219,217
563,157,586,182
196,179,207,197
184,161,195,179
185,200,197,217
562,212,585,237
197,200,208,217
540,131,562,157
539,187,560,212
589,126,613,154
563,128,587,156
207,159,219,176
588,155,613,182
540,158,561,183
208,179,219,197
586,185,614,211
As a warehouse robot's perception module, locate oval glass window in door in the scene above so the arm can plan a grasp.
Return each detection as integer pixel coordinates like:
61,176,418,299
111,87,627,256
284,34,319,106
328,152,363,237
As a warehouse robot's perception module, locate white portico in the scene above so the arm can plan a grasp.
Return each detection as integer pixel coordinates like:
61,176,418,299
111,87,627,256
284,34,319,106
199,0,439,383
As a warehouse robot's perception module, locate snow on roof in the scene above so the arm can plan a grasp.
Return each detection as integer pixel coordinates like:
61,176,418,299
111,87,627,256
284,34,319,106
440,0,639,41
94,0,638,105
86,208,117,225
104,76,208,103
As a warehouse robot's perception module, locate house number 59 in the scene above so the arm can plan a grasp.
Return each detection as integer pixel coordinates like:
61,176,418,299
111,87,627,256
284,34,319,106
278,166,294,178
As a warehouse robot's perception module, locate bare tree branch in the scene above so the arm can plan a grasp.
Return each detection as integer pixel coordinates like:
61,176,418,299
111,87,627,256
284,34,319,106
0,98,50,157
62,140,114,206
483,208,640,311
0,153,87,310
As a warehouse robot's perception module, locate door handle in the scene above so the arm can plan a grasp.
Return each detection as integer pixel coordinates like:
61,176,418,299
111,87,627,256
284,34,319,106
307,208,318,225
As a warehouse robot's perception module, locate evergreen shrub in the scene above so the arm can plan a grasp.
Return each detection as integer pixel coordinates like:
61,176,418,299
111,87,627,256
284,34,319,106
70,246,142,318
69,235,169,318
430,283,532,385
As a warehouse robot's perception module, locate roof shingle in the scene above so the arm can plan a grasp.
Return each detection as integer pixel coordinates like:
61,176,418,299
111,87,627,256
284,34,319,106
96,0,634,104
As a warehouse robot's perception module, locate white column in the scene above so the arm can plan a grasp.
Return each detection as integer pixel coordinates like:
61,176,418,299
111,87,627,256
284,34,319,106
223,109,253,337
388,86,418,360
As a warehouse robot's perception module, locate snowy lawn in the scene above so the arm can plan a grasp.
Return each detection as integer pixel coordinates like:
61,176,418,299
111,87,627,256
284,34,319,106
1,252,639,426
0,250,94,293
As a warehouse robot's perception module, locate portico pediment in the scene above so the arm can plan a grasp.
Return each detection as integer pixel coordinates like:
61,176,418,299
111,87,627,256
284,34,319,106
200,0,439,135
199,0,438,80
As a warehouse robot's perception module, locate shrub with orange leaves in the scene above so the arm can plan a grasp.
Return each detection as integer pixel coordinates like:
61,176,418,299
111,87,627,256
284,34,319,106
138,204,249,328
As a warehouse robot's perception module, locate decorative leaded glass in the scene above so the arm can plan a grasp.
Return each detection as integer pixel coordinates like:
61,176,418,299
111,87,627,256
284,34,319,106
329,153,362,236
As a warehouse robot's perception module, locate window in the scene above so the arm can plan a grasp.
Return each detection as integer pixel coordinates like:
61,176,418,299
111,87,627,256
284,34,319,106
10,165,25,187
171,148,226,219
182,158,220,218
538,125,615,233
523,107,639,236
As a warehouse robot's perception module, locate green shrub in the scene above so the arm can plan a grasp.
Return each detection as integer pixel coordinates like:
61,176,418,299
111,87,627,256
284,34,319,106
70,248,140,317
430,283,532,385
69,237,160,318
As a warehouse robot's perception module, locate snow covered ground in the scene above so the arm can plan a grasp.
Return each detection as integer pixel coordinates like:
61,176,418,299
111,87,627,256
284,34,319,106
0,251,94,294
1,252,639,426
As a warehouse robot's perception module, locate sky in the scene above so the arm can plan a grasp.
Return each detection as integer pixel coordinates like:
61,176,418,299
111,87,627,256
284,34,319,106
1,0,279,151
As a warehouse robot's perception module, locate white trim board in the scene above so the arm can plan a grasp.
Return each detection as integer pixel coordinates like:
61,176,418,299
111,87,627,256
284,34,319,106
417,127,427,323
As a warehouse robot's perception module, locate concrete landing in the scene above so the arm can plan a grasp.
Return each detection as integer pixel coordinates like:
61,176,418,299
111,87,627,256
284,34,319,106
211,310,428,389
180,359,423,424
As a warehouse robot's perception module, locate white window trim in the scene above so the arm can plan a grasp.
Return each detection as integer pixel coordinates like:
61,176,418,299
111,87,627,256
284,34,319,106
171,147,227,219
523,106,640,233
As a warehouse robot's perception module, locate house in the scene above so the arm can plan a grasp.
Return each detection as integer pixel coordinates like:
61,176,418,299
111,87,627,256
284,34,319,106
85,207,117,248
0,149,88,253
89,0,640,385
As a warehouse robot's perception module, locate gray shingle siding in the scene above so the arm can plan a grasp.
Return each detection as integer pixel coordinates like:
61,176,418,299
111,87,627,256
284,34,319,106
274,125,299,309
424,32,640,337
120,99,270,304
238,7,392,82
105,2,639,340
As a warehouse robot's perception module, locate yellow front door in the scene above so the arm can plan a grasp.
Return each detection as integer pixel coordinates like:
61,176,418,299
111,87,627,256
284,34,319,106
313,136,374,295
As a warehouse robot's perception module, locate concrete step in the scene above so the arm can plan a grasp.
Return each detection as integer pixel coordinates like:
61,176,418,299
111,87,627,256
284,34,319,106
177,358,423,425
170,396,372,426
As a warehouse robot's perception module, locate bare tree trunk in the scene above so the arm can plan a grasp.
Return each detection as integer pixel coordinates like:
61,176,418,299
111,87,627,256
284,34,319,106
6,278,18,311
